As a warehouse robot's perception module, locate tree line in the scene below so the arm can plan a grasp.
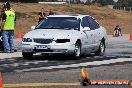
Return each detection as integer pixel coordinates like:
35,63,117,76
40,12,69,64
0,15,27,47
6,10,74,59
1,0,132,7
85,0,132,7
115,0,132,7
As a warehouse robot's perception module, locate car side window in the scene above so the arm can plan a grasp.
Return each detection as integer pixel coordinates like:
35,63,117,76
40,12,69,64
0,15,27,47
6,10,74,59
81,17,90,28
88,17,100,30
81,16,100,30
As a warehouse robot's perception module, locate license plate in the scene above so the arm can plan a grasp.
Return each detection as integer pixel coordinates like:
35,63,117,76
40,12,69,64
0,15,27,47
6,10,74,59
35,45,47,49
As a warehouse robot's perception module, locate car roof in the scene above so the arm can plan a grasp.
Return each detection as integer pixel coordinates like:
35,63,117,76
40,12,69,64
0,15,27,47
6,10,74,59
47,14,90,19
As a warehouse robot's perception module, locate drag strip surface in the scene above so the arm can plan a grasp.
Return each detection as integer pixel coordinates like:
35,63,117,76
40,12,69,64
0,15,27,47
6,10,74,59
0,54,131,73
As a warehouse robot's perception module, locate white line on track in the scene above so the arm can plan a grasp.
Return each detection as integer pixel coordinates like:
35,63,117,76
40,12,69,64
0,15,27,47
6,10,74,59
15,58,132,72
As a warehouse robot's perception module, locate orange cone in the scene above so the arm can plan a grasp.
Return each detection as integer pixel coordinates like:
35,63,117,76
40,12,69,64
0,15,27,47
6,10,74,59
0,72,3,88
81,67,89,78
130,32,132,41
18,32,22,39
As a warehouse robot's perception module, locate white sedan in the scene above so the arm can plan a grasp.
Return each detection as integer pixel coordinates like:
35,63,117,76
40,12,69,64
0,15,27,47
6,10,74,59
22,14,107,59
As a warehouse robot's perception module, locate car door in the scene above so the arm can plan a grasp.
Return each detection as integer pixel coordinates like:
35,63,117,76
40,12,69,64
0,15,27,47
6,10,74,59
81,16,94,52
88,17,101,48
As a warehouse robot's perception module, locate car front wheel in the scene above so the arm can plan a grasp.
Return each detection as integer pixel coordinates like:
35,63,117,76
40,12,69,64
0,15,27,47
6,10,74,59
73,41,81,58
95,41,105,56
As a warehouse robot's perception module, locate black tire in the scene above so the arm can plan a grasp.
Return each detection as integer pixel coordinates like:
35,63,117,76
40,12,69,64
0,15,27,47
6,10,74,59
73,41,81,59
95,41,105,56
22,53,33,59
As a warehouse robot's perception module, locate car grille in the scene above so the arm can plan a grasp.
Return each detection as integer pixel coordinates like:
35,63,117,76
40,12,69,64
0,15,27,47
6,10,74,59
34,39,53,44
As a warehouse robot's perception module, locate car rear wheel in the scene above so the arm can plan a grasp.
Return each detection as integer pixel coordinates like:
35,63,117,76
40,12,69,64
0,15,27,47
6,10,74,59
22,53,33,59
95,41,105,56
73,41,81,59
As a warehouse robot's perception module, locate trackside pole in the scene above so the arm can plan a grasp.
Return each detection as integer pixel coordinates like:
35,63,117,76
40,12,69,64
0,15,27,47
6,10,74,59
130,32,132,41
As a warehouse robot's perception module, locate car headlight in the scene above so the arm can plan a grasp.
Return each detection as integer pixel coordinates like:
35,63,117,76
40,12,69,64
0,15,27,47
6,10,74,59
22,38,32,42
55,39,70,43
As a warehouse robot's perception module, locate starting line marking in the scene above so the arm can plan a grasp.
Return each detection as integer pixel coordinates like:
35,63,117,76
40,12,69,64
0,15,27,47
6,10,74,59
3,82,80,87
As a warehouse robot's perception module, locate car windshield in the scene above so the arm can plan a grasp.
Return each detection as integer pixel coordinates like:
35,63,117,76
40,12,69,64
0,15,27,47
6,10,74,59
35,17,80,30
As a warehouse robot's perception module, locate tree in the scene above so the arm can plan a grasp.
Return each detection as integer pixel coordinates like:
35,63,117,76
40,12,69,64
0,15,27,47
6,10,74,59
107,0,115,5
85,0,91,5
93,0,114,6
116,0,132,7
128,0,132,7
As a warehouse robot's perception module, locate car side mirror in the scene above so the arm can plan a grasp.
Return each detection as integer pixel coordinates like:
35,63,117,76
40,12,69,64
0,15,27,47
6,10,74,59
83,27,90,31
31,26,36,30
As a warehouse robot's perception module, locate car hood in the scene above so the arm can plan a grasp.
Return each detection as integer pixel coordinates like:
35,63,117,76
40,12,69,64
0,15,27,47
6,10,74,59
24,29,78,39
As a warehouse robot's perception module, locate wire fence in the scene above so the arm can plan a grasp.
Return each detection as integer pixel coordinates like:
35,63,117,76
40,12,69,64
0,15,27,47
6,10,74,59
113,6,132,12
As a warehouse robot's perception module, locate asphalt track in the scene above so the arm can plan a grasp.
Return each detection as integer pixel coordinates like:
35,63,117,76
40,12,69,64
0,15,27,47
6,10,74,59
1,34,132,88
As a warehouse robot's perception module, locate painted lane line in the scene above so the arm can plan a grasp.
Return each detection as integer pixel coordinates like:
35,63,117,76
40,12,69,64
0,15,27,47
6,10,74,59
0,63,21,67
21,63,29,66
0,64,20,67
12,63,19,67
0,59,5,61
7,59,15,61
25,60,48,64
15,58,132,72
3,82,80,87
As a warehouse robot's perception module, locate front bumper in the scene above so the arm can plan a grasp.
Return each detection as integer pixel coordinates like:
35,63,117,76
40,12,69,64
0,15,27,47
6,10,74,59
22,42,75,54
